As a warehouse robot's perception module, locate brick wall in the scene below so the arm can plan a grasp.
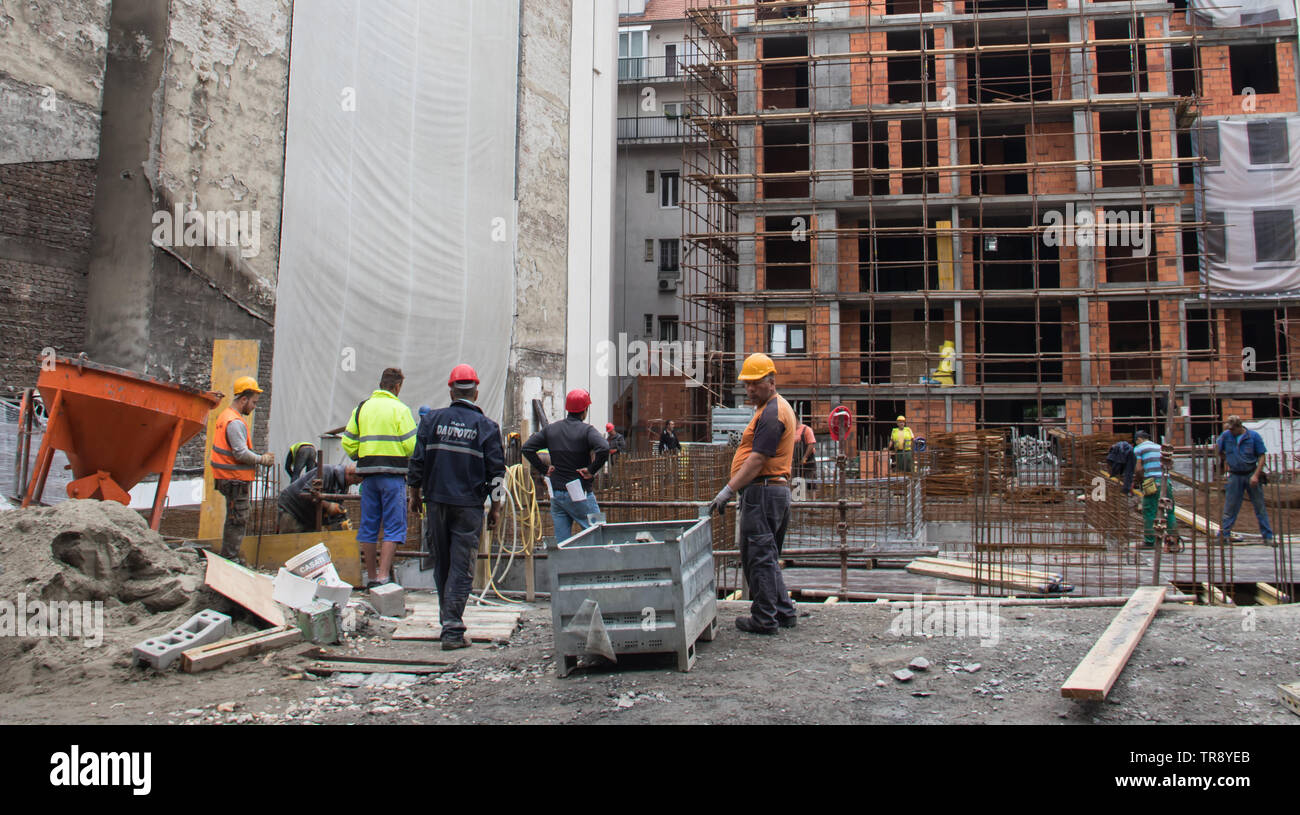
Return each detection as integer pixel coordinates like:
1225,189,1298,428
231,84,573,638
0,160,96,398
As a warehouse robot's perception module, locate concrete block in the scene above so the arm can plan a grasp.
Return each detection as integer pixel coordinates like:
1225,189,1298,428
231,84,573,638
368,583,406,618
295,600,339,644
132,610,231,670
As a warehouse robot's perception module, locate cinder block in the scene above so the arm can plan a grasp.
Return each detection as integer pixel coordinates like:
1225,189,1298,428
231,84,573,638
295,600,339,644
368,583,406,618
132,610,231,670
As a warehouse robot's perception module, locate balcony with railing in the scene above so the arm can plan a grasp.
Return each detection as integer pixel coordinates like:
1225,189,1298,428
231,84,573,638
618,51,703,82
617,115,700,143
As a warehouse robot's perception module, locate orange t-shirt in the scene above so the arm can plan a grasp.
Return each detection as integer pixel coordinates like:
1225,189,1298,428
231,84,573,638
730,393,797,480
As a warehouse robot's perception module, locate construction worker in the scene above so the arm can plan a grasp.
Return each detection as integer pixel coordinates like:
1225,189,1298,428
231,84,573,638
341,367,417,589
793,420,816,485
283,441,317,480
1216,416,1274,544
522,389,609,540
606,423,627,461
660,419,682,454
407,364,506,650
210,376,276,562
1133,430,1176,548
278,463,361,533
708,353,799,635
888,415,915,473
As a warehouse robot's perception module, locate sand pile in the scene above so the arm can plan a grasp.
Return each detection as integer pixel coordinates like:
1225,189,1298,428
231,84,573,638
0,500,229,688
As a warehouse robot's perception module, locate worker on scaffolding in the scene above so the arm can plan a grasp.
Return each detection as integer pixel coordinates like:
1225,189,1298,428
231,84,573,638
283,441,317,480
1134,430,1176,548
888,415,915,473
407,364,505,650
1216,416,1275,544
522,389,609,540
210,376,276,563
659,419,682,455
708,353,799,635
606,422,627,461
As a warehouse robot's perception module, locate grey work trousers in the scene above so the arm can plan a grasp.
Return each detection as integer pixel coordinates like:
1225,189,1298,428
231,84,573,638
215,479,250,560
738,483,797,631
428,502,484,642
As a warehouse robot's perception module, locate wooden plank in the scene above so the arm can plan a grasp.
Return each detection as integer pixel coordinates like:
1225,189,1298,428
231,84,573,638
905,559,1061,594
916,557,1063,582
197,339,260,540
1172,506,1223,537
1256,582,1288,606
305,662,451,675
181,625,301,673
202,550,284,625
301,648,462,665
1060,586,1166,701
1200,582,1235,606
190,530,363,587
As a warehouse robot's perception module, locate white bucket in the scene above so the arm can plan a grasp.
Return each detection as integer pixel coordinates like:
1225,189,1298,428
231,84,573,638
285,543,333,580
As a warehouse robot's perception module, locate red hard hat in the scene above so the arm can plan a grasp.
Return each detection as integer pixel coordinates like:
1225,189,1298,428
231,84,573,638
565,389,592,413
606,423,615,433
447,364,479,386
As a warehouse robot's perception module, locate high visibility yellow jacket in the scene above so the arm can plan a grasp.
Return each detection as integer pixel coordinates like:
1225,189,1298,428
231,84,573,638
890,426,914,452
341,389,417,476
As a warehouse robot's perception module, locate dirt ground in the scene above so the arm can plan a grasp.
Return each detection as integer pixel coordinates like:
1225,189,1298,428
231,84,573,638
2,596,1298,725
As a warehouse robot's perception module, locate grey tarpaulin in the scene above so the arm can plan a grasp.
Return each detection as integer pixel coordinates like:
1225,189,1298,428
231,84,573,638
1195,115,1300,292
1190,0,1295,27
269,1,520,459
562,598,617,662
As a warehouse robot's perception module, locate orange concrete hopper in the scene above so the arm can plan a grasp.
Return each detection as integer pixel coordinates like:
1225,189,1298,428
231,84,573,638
21,356,222,530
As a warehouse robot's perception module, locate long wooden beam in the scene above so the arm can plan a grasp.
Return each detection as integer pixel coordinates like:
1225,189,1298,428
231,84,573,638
1061,586,1165,701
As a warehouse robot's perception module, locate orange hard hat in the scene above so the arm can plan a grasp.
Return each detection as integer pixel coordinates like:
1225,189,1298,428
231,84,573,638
565,389,592,413
447,364,479,386
737,353,777,381
233,375,262,394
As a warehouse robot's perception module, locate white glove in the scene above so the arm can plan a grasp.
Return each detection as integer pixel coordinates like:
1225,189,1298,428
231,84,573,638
708,484,734,516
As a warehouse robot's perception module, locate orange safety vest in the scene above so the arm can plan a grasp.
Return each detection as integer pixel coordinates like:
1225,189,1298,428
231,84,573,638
212,407,255,482
730,393,797,480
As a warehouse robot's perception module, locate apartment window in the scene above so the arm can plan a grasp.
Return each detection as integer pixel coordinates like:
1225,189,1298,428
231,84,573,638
660,171,680,207
769,322,807,356
1254,209,1294,262
1230,43,1278,94
619,29,648,80
663,102,683,118
659,316,679,342
645,170,655,193
1195,120,1220,167
1248,119,1289,165
659,239,679,272
1204,211,1226,263
644,313,654,336
665,43,678,77
644,239,654,262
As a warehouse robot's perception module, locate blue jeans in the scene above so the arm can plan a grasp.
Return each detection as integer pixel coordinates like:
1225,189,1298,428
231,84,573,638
358,475,407,543
551,491,602,541
1222,472,1273,540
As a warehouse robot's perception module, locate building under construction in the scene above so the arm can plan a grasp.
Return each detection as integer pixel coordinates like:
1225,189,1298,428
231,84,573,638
680,0,1300,451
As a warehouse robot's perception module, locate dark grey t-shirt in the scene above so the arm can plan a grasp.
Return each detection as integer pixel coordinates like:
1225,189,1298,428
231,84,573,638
278,464,348,527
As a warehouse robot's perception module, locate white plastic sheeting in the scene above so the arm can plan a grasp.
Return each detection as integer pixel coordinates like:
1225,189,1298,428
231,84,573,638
1197,115,1300,292
1190,0,1295,27
269,0,520,460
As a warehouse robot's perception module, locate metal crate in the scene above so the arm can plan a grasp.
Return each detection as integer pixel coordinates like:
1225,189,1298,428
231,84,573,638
548,518,718,676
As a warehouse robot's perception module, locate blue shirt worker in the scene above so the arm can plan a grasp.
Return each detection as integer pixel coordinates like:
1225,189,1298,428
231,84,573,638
1215,416,1274,543
342,367,417,589
522,389,609,540
407,365,506,650
1133,431,1176,547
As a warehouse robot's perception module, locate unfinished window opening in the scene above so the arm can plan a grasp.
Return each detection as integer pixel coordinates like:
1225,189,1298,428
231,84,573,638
886,0,922,13
979,399,1066,431
975,217,1059,289
1099,110,1154,187
975,306,1063,383
1105,222,1157,283
1230,43,1279,95
1254,209,1295,263
901,118,940,194
972,124,1027,195
852,121,890,196
856,399,907,451
966,40,1052,103
757,0,808,21
1185,307,1217,360
1177,129,1194,184
1110,397,1163,437
1241,308,1288,380
860,228,938,292
1203,210,1226,263
1189,397,1221,443
1247,119,1289,165
887,30,936,104
1107,300,1160,380
762,123,810,198
761,37,809,109
1171,44,1196,97
966,0,1047,12
1095,19,1148,94
859,307,893,384
1252,397,1300,419
764,215,812,289
1181,224,1201,277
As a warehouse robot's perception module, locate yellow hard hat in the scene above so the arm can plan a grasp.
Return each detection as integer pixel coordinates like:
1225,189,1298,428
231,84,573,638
897,415,906,421
233,375,263,395
738,353,777,381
